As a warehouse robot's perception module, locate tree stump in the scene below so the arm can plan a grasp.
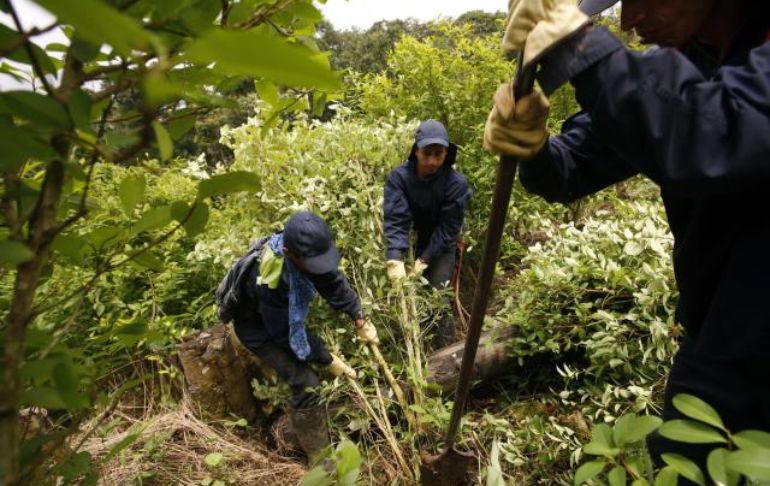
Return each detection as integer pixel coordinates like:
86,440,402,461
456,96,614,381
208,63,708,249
177,323,275,422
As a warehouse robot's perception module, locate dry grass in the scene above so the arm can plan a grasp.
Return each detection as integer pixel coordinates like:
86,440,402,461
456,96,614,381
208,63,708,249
82,399,307,485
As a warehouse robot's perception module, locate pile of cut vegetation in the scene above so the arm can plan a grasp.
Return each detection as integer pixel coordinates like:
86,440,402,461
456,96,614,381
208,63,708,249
82,400,306,486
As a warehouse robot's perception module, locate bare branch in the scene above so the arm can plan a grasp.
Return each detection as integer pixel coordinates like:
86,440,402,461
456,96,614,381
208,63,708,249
0,21,59,59
6,0,55,97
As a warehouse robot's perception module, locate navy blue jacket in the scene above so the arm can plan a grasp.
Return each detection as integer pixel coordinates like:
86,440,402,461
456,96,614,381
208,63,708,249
522,24,770,359
225,239,362,356
384,143,473,262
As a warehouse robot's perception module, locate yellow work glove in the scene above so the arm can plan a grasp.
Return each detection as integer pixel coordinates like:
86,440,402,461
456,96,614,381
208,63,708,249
483,83,550,159
355,319,379,345
386,259,406,281
503,0,590,66
411,258,429,278
327,353,356,379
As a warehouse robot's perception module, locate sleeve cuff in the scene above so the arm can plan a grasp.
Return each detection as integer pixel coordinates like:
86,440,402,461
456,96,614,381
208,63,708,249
386,249,404,260
537,26,623,95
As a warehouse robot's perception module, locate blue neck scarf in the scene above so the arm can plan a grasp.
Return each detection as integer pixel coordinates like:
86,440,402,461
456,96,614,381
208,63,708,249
268,232,316,361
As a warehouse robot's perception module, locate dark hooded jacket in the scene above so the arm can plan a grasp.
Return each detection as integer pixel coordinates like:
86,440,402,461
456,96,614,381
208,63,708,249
384,142,472,263
522,21,770,360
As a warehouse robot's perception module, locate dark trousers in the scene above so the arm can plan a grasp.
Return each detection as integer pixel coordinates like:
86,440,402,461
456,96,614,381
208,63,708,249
235,325,332,410
647,340,770,481
423,249,457,349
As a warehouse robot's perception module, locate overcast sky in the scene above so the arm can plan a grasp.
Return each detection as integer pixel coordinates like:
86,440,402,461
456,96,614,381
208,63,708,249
319,0,505,30
0,0,505,88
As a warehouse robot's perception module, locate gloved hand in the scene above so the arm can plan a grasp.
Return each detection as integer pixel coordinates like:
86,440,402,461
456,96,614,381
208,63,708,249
411,258,429,278
502,0,589,66
386,259,406,281
327,353,356,379
483,83,550,159
355,318,379,345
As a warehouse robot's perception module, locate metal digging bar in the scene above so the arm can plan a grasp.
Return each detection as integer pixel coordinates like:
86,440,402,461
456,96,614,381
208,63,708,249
419,52,537,486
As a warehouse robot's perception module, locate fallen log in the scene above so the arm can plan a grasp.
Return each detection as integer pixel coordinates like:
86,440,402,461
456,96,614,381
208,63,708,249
425,327,518,395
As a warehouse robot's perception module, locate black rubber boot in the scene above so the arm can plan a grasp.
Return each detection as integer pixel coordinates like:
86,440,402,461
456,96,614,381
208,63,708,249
288,405,330,464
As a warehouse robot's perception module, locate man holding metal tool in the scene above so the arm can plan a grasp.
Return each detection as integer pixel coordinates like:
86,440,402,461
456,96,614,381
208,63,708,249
484,0,770,474
384,120,473,348
215,211,378,463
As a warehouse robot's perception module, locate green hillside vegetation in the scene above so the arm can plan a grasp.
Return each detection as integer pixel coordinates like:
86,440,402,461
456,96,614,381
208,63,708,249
3,2,770,485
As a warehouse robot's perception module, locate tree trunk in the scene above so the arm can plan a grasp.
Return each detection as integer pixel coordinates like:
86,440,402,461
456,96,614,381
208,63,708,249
1,160,65,486
177,323,276,423
425,327,518,395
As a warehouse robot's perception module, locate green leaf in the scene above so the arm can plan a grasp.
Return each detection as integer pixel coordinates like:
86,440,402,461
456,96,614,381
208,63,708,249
0,24,57,74
84,226,125,249
593,423,615,447
608,465,627,486
35,0,150,56
171,201,209,237
21,386,66,409
119,174,146,215
300,465,331,486
619,415,663,445
52,362,89,409
143,73,184,106
725,448,770,480
732,430,770,450
1,91,70,129
584,423,619,457
0,121,56,170
128,205,174,236
204,452,224,467
312,91,328,117
184,26,340,91
661,453,706,486
105,433,140,461
659,419,727,444
672,394,726,431
131,251,164,271
486,441,506,486
51,234,90,263
583,441,620,458
631,480,651,486
68,89,93,133
104,130,141,151
255,80,280,106
168,114,197,140
0,239,34,267
707,448,738,486
152,122,173,161
574,460,605,486
197,171,260,200
653,467,678,486
334,440,361,486
113,322,148,347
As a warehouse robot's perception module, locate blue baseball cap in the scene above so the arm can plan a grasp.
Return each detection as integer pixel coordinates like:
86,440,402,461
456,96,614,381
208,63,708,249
415,120,450,149
284,211,340,274
579,0,618,15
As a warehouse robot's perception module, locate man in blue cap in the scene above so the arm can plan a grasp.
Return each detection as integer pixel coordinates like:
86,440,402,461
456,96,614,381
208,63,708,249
216,211,378,463
383,120,473,348
484,0,770,477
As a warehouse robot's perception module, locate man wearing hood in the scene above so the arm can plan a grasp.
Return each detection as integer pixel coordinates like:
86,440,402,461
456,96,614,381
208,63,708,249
383,120,473,348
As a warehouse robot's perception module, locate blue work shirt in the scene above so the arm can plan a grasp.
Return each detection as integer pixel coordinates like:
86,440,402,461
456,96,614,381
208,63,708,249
521,23,770,359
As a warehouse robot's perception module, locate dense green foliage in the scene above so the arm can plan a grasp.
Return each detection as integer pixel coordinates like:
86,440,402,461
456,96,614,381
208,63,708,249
4,4,769,486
